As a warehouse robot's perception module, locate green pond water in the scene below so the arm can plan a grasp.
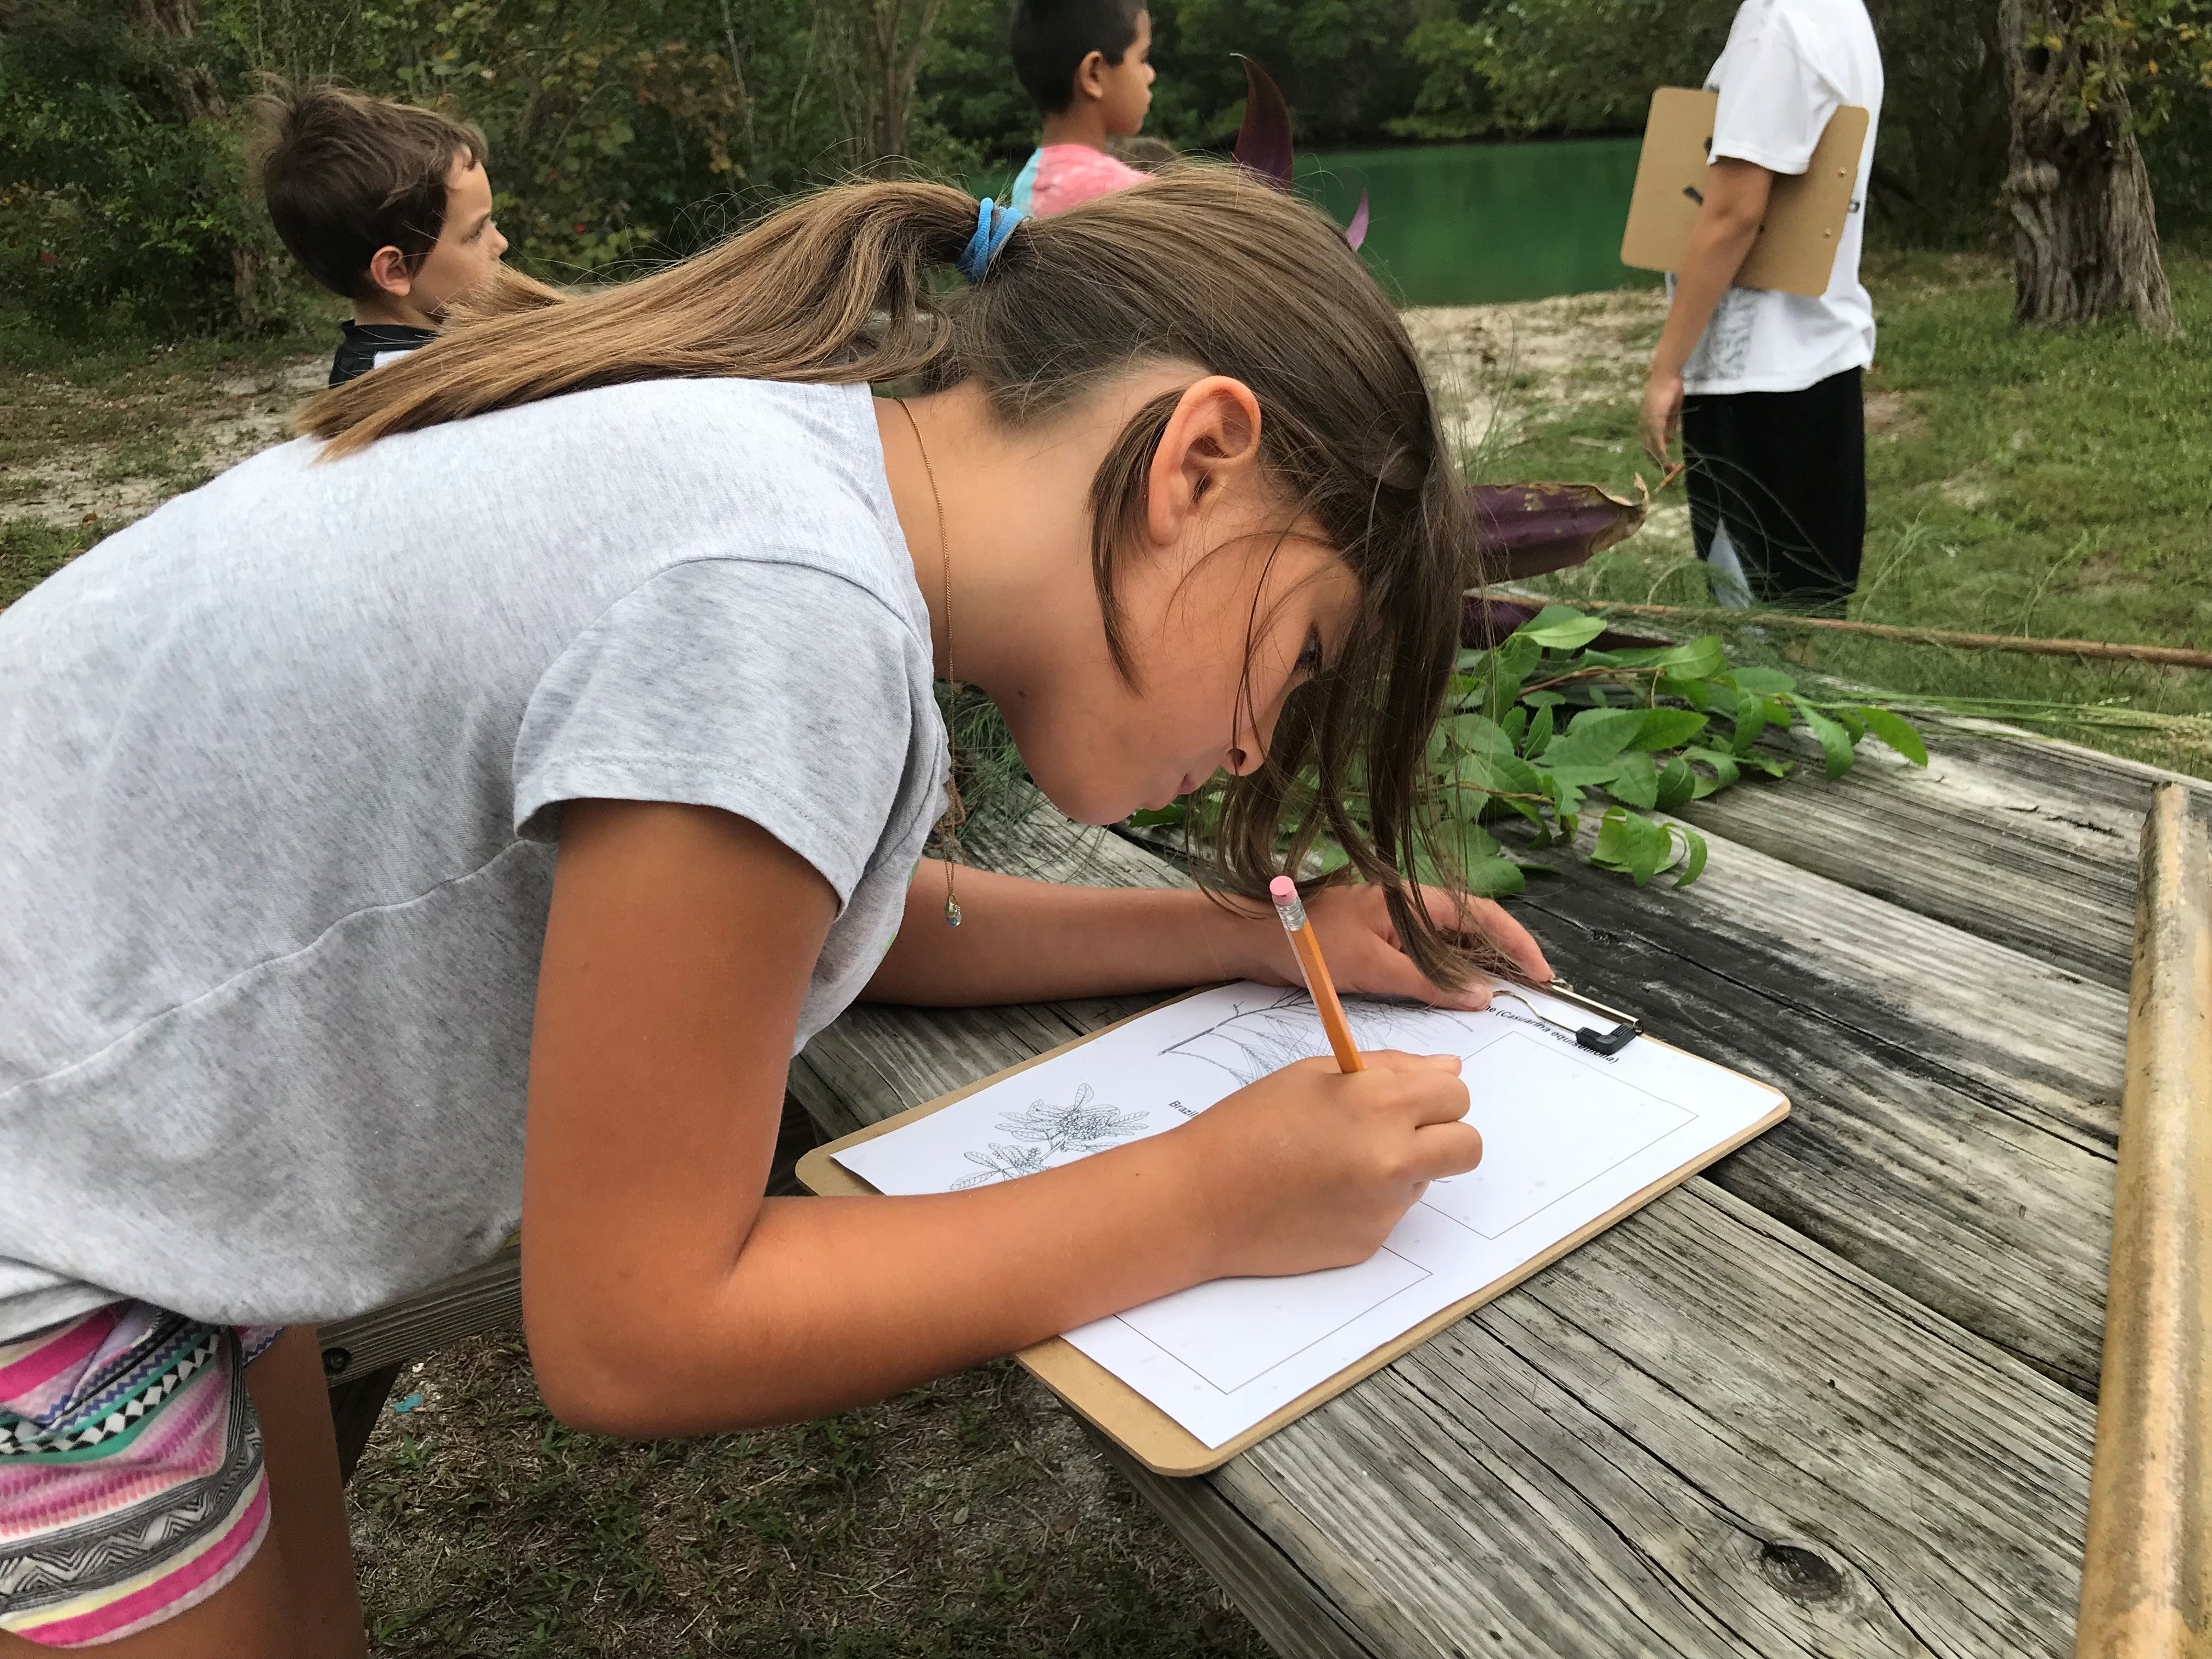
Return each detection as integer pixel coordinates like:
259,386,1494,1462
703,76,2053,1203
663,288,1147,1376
977,138,1655,307
1296,139,1654,308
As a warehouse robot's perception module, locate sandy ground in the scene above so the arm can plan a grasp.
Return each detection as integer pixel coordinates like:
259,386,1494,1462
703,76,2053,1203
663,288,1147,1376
2,356,325,533
1404,287,1668,455
9,290,1695,538
1404,287,1697,560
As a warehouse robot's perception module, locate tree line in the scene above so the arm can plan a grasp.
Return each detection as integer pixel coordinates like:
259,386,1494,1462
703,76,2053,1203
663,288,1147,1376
3,0,2206,335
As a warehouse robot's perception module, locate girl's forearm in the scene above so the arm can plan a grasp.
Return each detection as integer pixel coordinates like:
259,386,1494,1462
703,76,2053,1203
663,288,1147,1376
864,859,1257,1005
539,1127,1217,1435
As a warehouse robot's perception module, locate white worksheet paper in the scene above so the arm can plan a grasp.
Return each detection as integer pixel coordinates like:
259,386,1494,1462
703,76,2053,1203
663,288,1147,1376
833,981,1781,1448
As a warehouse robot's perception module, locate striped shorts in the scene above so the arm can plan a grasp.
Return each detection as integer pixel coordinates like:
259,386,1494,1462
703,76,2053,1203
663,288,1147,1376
0,1305,281,1647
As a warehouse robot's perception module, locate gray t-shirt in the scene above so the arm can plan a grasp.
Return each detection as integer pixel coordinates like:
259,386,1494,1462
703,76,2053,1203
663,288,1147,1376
0,378,947,1338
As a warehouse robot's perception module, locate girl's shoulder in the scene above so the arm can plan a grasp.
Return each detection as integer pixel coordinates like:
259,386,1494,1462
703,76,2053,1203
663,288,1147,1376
457,376,912,599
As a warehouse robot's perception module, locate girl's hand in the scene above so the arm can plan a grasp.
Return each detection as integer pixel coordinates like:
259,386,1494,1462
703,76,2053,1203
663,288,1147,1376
1179,1051,1479,1278
1237,882,1552,1011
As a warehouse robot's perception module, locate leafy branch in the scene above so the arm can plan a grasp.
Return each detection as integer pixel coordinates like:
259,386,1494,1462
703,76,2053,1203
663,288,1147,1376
1135,604,1928,895
1420,605,1927,894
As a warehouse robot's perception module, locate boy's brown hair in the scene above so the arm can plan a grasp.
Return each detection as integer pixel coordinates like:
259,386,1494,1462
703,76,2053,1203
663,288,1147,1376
249,83,488,301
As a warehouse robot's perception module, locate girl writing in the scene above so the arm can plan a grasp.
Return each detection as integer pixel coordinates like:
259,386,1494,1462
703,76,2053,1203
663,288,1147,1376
0,171,1548,1655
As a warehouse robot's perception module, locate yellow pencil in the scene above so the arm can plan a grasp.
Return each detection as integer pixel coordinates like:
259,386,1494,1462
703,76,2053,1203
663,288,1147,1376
1268,876,1364,1073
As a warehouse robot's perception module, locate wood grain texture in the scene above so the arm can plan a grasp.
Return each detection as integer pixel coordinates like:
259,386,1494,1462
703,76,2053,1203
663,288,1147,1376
2075,786,2212,1658
791,785,2101,1654
1518,829,2124,1395
1673,727,2160,989
1211,1181,2092,1658
1092,1436,1378,1659
317,1247,521,1387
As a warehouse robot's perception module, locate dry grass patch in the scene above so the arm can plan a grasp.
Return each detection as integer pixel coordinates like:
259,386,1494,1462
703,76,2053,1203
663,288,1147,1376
349,1334,1267,1659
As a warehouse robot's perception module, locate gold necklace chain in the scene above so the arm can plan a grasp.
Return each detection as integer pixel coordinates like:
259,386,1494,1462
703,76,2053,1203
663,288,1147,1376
895,398,964,927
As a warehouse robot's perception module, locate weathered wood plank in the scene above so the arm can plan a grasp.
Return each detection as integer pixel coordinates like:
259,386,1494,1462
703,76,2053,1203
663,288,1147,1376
1212,1181,2092,1658
1937,723,2212,814
1517,830,2123,1395
1611,817,2126,1150
797,801,2099,1655
1147,770,2128,1393
835,783,2127,1395
1093,1437,1376,1659
1675,723,2204,990
318,1246,521,1387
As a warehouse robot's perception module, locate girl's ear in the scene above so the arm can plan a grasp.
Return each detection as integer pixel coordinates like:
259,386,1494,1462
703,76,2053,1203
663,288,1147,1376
1145,376,1264,551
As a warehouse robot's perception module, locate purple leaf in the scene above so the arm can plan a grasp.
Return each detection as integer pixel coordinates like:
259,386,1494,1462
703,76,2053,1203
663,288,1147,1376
1345,189,1370,251
1232,55,1294,190
1470,477,1651,583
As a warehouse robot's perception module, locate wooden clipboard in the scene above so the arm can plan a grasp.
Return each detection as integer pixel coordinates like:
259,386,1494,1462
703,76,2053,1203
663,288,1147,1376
1620,87,1870,297
798,991,1788,1477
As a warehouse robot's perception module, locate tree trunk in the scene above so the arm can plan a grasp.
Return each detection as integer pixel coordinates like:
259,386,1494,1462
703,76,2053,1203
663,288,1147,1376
2000,0,2174,332
854,0,945,160
127,0,224,123
129,0,275,331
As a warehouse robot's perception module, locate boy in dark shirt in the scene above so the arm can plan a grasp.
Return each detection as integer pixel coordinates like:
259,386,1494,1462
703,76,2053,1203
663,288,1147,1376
251,86,510,386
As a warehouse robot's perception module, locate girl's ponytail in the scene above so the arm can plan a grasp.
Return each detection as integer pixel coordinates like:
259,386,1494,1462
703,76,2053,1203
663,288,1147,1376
300,182,982,456
301,167,1495,990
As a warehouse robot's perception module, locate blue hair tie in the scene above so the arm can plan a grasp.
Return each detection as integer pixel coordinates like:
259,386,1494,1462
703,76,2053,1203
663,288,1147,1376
959,197,1022,283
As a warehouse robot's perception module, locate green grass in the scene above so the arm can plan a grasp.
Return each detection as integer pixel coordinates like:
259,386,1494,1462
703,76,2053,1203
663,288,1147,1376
0,517,98,606
350,1338,1265,1659
1493,251,2212,775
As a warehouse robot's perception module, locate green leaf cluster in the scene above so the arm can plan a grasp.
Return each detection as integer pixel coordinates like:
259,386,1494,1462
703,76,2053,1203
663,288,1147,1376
1128,604,1928,899
1419,605,1925,894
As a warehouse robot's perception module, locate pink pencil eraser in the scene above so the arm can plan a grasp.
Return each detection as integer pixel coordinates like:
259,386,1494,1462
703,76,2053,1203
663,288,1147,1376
1269,876,1298,902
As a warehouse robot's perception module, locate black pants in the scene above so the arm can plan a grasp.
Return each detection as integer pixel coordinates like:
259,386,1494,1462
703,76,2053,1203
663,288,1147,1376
1683,366,1865,615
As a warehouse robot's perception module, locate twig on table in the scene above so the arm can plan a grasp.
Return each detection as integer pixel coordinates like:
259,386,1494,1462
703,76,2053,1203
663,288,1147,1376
1508,596,2212,671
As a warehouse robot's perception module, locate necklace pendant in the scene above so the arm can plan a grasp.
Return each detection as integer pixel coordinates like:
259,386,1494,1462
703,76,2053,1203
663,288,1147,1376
944,896,963,927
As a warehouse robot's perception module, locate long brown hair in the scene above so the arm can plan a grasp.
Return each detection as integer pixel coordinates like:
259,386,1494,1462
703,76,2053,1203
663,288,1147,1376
299,169,1488,986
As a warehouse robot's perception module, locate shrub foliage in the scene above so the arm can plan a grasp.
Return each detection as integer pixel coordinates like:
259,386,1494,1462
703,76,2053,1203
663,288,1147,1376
4,0,2208,332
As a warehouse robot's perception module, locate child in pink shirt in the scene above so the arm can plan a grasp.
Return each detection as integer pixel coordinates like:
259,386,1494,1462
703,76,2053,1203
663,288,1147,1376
1007,0,1158,217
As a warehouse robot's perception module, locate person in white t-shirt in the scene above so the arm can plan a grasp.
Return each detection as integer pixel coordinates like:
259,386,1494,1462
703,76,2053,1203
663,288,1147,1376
1639,0,1884,615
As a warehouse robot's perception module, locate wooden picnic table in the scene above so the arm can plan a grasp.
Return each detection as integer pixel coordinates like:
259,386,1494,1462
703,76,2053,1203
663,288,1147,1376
784,724,2203,1659
320,714,2198,1655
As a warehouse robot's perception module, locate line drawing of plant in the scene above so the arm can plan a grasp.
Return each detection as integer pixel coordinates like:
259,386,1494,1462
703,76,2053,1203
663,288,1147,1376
949,1084,1152,1187
1164,990,1466,1088
994,1084,1150,1154
952,1143,1053,1188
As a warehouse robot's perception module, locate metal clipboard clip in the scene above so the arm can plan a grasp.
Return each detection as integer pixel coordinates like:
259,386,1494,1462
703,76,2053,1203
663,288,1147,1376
1491,978,1643,1056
